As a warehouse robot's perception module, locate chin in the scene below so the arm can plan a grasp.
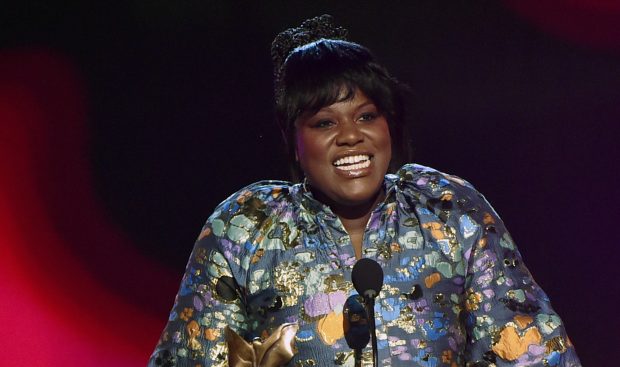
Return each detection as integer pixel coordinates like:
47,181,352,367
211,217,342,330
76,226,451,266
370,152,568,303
333,179,384,206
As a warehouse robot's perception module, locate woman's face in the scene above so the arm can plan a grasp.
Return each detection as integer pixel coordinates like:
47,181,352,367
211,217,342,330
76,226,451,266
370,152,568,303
295,90,392,209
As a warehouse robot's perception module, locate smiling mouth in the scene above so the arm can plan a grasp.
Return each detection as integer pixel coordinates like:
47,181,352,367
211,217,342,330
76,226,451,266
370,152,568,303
333,154,372,171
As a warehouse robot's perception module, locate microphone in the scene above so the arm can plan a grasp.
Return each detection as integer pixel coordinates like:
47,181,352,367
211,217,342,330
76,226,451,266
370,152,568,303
352,258,384,299
351,258,384,367
343,295,370,367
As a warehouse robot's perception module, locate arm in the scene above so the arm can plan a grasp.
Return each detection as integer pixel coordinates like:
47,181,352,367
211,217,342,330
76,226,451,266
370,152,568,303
148,210,248,367
461,186,581,366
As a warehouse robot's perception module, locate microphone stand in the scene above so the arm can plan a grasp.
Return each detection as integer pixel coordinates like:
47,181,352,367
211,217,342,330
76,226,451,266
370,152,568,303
354,348,362,367
352,258,384,367
363,291,379,367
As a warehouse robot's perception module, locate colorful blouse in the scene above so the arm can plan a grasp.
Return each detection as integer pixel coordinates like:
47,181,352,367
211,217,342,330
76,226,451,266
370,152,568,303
148,164,581,367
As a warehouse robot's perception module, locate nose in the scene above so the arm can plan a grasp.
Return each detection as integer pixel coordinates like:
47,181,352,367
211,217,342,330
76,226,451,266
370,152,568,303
335,120,364,146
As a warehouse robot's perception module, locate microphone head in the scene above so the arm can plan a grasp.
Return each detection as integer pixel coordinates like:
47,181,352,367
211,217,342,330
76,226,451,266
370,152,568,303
351,258,384,299
343,295,370,350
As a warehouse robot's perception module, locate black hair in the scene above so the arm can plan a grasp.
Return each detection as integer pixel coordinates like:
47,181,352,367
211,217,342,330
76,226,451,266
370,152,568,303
272,19,412,181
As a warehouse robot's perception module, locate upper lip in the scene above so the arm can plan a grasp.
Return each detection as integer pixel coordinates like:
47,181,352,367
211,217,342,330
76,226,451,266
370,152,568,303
332,150,373,165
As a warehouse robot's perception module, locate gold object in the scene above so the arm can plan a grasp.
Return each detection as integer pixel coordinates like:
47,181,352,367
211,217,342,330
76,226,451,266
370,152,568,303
225,323,298,367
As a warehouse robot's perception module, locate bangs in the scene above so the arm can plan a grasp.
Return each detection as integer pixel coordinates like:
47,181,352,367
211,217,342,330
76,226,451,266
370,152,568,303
290,79,358,122
282,64,396,128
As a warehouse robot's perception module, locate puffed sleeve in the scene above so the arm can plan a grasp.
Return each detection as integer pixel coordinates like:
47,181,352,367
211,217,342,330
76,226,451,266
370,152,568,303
148,194,251,367
459,180,581,366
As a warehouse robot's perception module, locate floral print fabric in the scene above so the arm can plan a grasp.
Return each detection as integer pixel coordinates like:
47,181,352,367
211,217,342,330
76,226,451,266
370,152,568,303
148,164,580,367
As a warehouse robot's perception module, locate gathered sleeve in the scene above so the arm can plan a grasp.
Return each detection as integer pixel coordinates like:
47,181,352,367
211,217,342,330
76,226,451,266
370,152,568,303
457,178,581,366
148,194,252,367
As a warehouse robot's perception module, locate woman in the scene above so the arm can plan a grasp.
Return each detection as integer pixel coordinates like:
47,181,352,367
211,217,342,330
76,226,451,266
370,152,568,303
149,15,580,367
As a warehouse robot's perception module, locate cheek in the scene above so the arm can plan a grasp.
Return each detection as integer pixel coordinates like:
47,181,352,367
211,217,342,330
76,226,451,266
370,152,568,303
294,132,309,163
386,132,393,157
295,132,320,172
383,128,392,150
377,122,392,158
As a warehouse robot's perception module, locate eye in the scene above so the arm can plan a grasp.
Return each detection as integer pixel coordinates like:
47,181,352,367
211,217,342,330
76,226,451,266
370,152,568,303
311,119,335,128
358,112,378,122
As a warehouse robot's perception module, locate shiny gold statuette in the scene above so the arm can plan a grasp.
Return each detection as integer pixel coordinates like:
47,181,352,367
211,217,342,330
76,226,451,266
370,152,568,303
225,323,298,367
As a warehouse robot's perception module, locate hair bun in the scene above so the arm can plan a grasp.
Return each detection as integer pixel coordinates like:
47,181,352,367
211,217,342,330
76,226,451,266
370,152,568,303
271,14,348,84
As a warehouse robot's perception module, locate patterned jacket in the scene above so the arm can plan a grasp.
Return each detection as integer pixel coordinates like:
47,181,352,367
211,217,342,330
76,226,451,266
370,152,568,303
148,164,581,367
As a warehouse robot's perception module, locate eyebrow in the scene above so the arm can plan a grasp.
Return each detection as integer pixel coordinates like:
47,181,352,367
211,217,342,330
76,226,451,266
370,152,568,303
317,100,376,113
355,101,376,109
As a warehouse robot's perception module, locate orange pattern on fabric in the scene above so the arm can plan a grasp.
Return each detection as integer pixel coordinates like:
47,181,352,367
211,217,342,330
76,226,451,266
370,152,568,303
483,212,495,224
186,320,202,351
514,315,533,329
424,272,441,288
204,328,219,341
197,227,211,240
423,222,445,240
316,311,344,345
492,325,542,361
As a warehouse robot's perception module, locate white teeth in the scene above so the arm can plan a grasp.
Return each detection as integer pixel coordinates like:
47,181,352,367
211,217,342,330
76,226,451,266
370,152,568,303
333,154,370,167
335,158,371,171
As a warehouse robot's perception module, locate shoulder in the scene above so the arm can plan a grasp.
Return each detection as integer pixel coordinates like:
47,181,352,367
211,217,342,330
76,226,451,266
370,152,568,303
393,163,502,226
395,163,479,200
198,180,294,242
207,180,293,223
193,180,298,271
196,180,305,275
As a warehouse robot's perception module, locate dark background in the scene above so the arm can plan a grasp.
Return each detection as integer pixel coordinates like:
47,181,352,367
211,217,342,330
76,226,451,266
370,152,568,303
2,1,619,365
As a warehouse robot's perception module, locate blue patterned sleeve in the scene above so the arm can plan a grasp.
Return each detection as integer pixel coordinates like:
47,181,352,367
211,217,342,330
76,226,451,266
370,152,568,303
458,181,581,366
148,192,252,367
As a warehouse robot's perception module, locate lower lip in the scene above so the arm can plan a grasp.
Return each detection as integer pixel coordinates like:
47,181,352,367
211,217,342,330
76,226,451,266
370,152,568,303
333,160,373,178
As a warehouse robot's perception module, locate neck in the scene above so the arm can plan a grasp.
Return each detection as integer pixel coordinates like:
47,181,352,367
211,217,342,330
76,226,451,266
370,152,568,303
313,188,385,259
311,188,385,223
333,190,384,230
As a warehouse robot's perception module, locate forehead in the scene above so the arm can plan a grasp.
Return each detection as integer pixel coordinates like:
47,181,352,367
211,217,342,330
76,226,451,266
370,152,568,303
305,89,374,116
